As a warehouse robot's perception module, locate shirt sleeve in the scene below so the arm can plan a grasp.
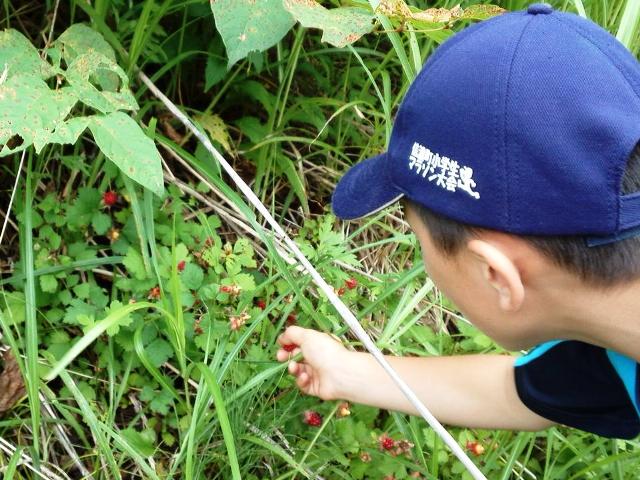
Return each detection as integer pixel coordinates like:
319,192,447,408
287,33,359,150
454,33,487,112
514,340,640,439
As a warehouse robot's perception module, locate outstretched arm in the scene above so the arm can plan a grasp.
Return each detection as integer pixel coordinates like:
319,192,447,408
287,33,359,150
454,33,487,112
277,326,554,431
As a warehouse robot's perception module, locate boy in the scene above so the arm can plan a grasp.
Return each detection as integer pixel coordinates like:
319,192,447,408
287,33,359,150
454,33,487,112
276,3,640,439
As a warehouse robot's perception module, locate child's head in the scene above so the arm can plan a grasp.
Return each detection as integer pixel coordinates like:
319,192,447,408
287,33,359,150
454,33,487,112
331,5,640,350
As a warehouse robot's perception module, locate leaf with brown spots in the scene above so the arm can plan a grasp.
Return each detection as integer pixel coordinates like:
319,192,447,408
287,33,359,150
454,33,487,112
0,350,26,415
210,0,295,68
284,0,374,48
89,112,165,196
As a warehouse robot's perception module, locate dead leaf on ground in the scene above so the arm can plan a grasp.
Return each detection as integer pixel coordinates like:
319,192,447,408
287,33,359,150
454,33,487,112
0,349,26,415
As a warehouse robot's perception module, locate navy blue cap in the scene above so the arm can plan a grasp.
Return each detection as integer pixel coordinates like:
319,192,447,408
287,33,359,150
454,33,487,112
331,4,640,246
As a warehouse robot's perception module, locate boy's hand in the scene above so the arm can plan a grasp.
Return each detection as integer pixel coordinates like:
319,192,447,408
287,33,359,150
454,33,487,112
276,326,351,401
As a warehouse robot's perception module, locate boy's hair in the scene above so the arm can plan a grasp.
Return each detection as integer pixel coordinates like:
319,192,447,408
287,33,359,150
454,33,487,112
405,142,640,287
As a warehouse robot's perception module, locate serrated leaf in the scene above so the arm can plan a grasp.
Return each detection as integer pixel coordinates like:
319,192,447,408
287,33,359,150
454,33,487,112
91,211,112,235
39,274,58,293
123,247,147,280
284,0,374,47
65,52,137,114
0,29,55,80
181,263,204,290
89,112,164,195
211,0,295,67
146,338,173,367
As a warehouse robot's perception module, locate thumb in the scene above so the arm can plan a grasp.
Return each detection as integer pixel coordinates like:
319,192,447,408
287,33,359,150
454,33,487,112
278,325,309,347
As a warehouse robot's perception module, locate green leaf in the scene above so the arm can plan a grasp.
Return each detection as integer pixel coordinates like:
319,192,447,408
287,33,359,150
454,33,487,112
180,263,204,290
146,338,173,367
39,274,58,293
211,0,295,67
0,29,55,80
89,112,164,195
91,211,112,235
205,55,227,91
284,0,374,47
124,247,147,281
121,428,156,457
65,52,137,114
0,75,77,156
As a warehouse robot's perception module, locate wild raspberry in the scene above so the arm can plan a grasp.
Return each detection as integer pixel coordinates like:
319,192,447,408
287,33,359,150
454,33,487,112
177,260,186,272
335,286,345,296
465,440,485,456
107,228,120,243
102,191,118,207
147,286,161,300
345,278,358,289
379,434,395,451
286,312,297,326
337,401,351,417
219,284,240,295
256,299,266,310
283,344,297,352
303,410,322,427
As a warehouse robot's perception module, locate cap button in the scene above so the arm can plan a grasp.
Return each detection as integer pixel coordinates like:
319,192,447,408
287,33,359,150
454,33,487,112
527,2,553,14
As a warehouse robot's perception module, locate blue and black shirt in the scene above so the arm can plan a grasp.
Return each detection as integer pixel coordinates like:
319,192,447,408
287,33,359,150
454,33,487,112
514,340,639,439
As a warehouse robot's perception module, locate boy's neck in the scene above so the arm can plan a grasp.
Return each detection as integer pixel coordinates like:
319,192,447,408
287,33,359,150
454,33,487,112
545,277,640,362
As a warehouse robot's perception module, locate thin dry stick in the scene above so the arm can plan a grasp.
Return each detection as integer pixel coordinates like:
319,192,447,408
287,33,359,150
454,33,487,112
139,71,487,480
0,150,26,247
0,436,67,480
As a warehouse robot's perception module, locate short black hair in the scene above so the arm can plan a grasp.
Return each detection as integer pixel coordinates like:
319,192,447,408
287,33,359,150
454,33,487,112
405,142,640,287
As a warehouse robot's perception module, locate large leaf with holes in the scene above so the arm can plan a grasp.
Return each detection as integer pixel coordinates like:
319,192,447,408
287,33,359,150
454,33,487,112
89,112,164,195
65,52,137,114
0,75,77,156
54,23,120,90
211,0,295,67
284,0,374,47
0,29,55,80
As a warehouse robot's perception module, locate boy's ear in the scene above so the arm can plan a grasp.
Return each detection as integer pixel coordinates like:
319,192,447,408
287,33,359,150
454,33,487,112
466,239,525,312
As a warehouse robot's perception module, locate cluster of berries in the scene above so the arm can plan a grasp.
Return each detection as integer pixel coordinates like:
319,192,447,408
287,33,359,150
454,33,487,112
334,277,358,296
378,433,414,457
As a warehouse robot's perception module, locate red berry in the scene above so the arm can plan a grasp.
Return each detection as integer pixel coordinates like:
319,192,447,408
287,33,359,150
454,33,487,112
256,299,266,310
102,191,118,207
147,286,161,300
283,344,297,352
335,287,346,296
465,441,485,456
303,410,322,427
177,260,186,272
345,278,358,290
379,434,395,451
286,313,297,326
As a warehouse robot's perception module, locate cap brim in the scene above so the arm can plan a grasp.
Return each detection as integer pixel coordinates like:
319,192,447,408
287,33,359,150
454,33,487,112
331,153,404,220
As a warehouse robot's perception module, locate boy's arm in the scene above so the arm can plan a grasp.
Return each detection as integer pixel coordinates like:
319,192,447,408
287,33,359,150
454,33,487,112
334,351,555,431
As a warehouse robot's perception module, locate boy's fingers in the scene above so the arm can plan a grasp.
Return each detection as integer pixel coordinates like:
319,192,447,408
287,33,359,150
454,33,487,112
288,360,299,375
277,325,308,346
297,372,309,389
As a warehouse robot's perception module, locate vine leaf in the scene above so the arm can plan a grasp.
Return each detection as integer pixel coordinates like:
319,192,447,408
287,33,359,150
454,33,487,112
89,112,164,196
0,75,77,156
65,52,137,114
284,0,375,47
210,0,295,68
0,29,55,81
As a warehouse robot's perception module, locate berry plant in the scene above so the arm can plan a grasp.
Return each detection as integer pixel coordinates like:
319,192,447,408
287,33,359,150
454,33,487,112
0,0,639,479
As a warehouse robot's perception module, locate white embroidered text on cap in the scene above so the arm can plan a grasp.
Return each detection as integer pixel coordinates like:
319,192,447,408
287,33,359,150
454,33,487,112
408,142,480,199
